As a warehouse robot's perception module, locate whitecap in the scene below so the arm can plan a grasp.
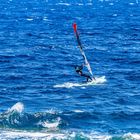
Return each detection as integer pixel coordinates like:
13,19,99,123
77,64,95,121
54,82,81,88
0,130,139,140
73,110,84,113
129,3,134,5
124,133,140,139
43,17,48,21
0,130,111,139
57,3,71,6
8,102,24,113
43,108,62,115
77,3,84,6
0,130,65,139
26,18,33,21
41,117,61,129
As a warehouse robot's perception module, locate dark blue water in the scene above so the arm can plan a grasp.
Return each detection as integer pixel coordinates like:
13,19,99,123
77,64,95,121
0,0,140,139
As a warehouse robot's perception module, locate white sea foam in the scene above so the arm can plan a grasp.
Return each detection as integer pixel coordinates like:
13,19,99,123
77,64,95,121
26,18,33,21
44,108,58,115
0,130,110,140
124,133,140,139
77,3,84,6
73,110,84,113
8,102,24,113
41,117,61,129
0,130,65,140
54,76,106,88
129,3,134,5
0,131,111,140
0,130,139,140
57,3,71,6
43,17,48,21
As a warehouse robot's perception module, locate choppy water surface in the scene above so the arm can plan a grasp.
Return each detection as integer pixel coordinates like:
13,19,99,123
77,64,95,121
0,0,140,139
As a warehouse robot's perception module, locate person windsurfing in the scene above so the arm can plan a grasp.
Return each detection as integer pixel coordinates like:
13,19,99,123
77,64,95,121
73,23,95,82
74,64,93,82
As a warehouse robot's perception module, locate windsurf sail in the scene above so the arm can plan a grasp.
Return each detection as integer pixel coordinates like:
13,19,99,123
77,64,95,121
73,23,93,77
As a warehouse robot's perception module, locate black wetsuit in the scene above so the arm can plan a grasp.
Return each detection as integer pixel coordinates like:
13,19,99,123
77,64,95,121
75,65,92,82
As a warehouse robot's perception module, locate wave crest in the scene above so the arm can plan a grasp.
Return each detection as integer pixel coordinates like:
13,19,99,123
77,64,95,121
0,102,63,131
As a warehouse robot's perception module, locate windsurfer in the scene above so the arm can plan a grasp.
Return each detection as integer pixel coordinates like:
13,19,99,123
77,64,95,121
74,64,93,82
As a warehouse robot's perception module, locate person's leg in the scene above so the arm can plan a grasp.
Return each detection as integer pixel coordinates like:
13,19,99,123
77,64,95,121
81,73,92,82
88,76,92,82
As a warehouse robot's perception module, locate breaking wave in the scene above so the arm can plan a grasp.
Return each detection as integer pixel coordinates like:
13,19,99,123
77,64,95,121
0,102,62,131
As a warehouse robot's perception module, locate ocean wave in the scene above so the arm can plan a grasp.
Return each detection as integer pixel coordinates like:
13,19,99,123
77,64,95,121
0,130,139,140
0,102,63,131
0,103,102,131
0,130,112,140
110,111,140,120
0,103,140,139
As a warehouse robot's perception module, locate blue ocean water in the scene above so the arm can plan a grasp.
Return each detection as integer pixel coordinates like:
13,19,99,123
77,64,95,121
0,0,140,139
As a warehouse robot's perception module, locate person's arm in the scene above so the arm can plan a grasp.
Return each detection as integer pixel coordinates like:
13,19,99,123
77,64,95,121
79,65,83,70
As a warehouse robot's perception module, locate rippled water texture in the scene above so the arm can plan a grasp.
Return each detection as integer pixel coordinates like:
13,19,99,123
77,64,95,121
0,0,140,139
